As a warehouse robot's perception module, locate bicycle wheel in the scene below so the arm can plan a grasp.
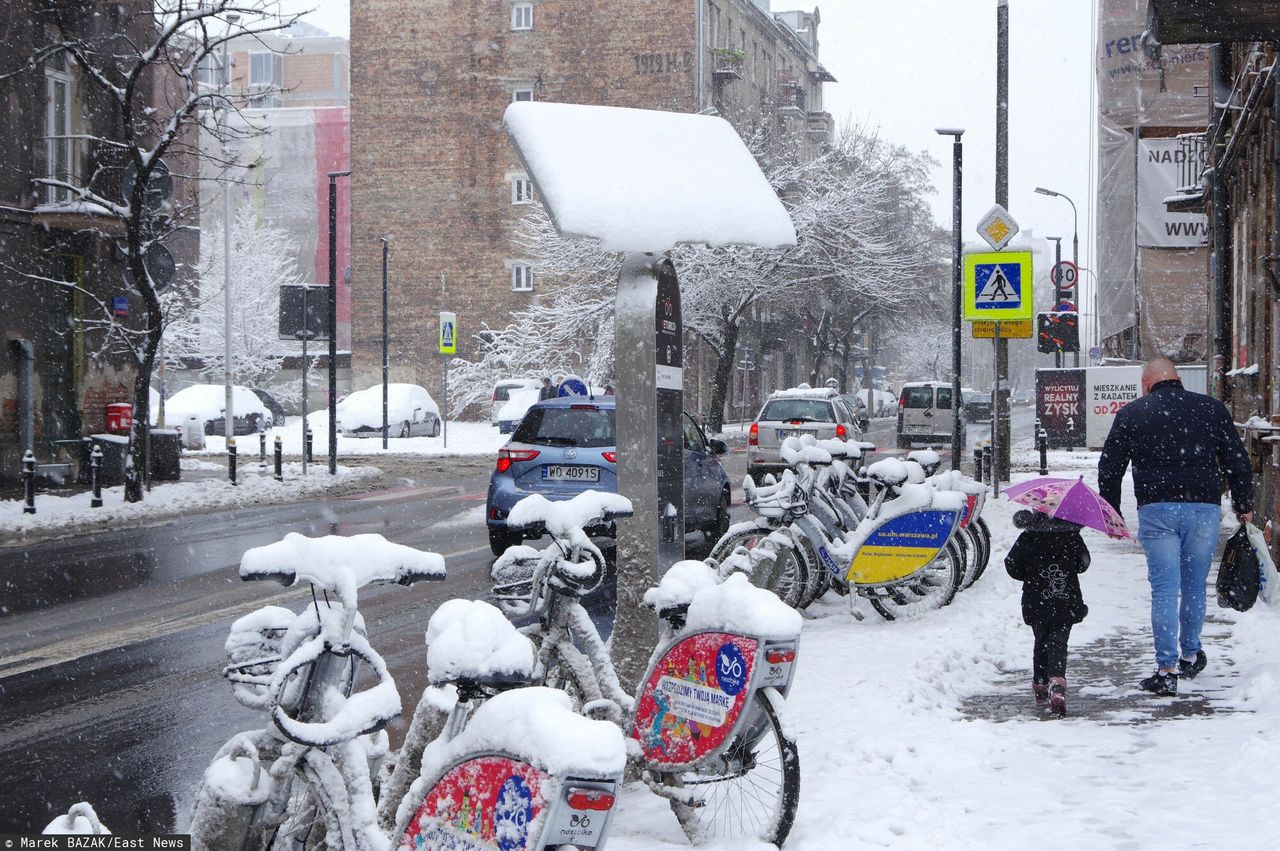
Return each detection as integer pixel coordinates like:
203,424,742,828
191,734,337,851
968,517,992,584
710,526,809,608
866,537,963,621
794,537,829,610
953,527,981,591
662,689,799,846
543,641,605,711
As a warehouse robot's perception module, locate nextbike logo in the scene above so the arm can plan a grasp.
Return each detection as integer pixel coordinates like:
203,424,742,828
716,642,747,695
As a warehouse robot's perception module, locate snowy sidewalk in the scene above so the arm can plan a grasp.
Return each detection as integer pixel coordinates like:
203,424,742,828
607,447,1280,850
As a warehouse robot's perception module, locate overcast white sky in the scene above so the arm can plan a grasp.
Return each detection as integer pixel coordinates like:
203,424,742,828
287,0,1095,269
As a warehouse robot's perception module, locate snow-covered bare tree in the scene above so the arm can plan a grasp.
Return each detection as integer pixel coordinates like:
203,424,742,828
163,202,301,392
1,1,299,501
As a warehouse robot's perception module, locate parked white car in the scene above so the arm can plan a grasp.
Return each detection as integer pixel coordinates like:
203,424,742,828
318,383,442,438
165,384,272,436
491,378,543,426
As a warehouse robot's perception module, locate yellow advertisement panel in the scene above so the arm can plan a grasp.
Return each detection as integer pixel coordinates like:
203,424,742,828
847,509,959,585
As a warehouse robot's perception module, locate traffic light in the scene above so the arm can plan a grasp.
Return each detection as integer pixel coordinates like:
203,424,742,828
1037,312,1079,354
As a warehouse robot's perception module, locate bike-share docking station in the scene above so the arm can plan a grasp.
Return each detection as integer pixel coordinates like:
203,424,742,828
503,100,796,607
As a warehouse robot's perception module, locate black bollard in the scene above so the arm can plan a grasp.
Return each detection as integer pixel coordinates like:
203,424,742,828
1038,428,1049,476
274,435,283,482
304,428,313,465
259,425,267,469
228,438,238,486
983,443,995,485
22,450,36,515
973,443,984,483
90,446,104,508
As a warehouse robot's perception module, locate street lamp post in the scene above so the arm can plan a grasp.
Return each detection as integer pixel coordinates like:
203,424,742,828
937,128,965,472
327,170,351,475
221,13,240,443
1035,186,1079,365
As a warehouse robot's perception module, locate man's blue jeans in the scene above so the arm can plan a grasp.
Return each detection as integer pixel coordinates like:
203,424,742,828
1136,502,1221,670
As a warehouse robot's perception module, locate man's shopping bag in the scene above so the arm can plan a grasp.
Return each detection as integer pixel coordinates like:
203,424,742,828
1217,526,1260,612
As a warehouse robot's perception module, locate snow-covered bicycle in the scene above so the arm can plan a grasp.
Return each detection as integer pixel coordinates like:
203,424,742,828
189,532,445,850
189,532,626,851
714,436,973,620
492,492,802,847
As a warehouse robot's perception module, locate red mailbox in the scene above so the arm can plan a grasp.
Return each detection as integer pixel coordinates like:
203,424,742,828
105,402,133,434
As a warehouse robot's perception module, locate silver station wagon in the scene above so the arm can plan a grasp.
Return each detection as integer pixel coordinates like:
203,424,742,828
747,386,862,483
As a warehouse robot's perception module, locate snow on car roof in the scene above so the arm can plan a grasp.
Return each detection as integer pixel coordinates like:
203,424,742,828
768,386,839,400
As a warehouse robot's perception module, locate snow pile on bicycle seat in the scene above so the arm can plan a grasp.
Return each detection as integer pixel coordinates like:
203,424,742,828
490,544,540,585
420,687,626,780
865,457,910,485
503,101,795,252
425,599,535,685
507,491,632,536
43,803,111,835
903,461,927,484
781,437,832,466
929,469,989,494
240,532,445,589
932,490,968,512
685,573,802,638
645,559,720,611
907,448,941,467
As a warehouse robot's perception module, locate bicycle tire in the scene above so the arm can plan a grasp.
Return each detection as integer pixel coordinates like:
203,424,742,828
953,527,981,591
969,517,992,584
793,537,828,610
191,734,338,851
543,640,605,711
662,688,799,847
710,526,809,608
866,537,963,621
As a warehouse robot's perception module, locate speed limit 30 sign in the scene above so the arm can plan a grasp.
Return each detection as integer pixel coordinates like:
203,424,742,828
1051,260,1078,290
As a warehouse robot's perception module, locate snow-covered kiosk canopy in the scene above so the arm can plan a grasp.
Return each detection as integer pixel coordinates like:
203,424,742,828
503,101,796,252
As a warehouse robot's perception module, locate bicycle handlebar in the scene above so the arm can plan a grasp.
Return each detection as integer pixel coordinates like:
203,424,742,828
240,533,446,594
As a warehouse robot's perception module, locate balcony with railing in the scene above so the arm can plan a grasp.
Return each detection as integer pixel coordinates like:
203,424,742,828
805,111,834,143
776,82,806,118
31,136,127,233
712,48,744,84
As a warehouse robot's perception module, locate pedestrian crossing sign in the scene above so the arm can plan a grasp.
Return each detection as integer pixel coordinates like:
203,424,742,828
438,311,457,354
963,251,1033,321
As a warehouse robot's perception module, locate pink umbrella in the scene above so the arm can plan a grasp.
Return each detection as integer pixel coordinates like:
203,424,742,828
1003,476,1132,539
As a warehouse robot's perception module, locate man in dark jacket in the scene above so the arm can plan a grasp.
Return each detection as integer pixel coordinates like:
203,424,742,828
1097,357,1253,696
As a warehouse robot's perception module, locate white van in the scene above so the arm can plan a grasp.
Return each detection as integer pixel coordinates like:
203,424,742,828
896,381,965,449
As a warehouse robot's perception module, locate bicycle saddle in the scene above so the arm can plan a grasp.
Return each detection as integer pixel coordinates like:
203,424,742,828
903,460,928,484
425,599,536,687
780,436,833,466
906,448,942,477
864,458,910,487
644,559,720,615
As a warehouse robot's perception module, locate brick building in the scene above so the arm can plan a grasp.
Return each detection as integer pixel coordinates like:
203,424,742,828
0,1,196,478
350,0,834,410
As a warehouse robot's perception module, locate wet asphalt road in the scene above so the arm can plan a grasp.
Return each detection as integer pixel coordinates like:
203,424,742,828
0,413,1029,833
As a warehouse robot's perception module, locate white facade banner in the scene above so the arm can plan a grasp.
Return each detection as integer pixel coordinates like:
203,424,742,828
1085,366,1141,448
1137,138,1208,248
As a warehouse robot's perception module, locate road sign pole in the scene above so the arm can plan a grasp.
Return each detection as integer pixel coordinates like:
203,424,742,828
1052,238,1063,369
992,321,1001,497
381,236,390,450
994,0,1011,484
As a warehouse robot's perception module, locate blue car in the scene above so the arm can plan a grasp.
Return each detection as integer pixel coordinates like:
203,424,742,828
486,397,731,555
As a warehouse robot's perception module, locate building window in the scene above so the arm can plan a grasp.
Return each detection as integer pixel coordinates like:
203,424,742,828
512,263,534,292
249,51,282,87
195,53,223,87
511,3,533,31
43,54,72,205
513,87,534,102
511,176,533,204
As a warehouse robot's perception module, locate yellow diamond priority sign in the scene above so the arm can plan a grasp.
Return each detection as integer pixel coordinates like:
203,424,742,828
976,203,1020,252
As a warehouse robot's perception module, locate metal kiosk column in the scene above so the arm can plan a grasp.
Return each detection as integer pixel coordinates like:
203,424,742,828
504,101,796,689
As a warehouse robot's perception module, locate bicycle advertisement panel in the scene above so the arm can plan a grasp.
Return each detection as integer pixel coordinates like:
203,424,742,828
398,755,549,851
634,631,759,767
846,509,961,585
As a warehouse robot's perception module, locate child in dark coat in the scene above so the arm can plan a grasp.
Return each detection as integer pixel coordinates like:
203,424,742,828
1005,509,1090,715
